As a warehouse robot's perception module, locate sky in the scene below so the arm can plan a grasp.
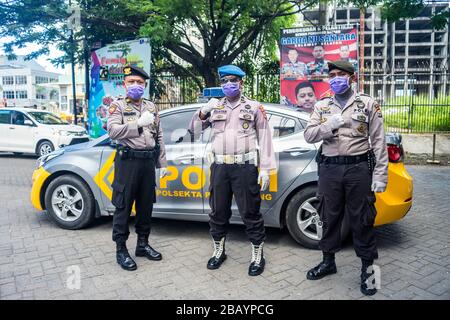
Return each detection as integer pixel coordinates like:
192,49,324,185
0,36,64,74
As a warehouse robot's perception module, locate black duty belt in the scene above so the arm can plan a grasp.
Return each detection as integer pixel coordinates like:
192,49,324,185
322,153,368,165
116,146,158,159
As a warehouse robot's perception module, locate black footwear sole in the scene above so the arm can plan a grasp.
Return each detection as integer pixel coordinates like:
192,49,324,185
248,268,265,276
361,287,377,296
118,263,137,271
306,268,337,280
135,252,162,261
207,255,227,270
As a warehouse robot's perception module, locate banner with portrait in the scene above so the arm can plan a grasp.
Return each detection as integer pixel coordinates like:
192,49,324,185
88,38,151,138
280,25,359,113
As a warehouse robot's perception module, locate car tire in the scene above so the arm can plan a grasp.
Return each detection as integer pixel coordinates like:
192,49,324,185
37,140,55,157
286,185,350,249
44,175,95,230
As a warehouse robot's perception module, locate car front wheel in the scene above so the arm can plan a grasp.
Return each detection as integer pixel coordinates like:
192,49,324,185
286,185,349,249
44,175,95,229
37,140,55,157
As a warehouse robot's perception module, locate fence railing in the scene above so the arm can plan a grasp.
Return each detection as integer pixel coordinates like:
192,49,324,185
150,72,450,133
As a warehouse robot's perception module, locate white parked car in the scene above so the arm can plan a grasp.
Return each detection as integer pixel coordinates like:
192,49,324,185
0,108,90,156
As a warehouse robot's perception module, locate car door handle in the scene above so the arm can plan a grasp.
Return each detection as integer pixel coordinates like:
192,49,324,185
282,147,312,156
175,154,198,164
9,127,15,129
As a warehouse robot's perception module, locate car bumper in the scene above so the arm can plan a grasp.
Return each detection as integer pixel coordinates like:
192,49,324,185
375,162,413,226
30,166,51,211
57,135,90,148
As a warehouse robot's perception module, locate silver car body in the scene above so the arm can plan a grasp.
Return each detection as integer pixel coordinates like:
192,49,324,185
40,103,318,228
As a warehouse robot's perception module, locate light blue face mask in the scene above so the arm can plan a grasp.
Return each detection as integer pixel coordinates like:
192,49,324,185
329,76,351,94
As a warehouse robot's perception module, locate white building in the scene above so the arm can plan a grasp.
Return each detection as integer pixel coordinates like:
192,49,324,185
0,55,61,109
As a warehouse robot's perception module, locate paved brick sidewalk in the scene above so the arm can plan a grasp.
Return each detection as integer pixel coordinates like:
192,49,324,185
0,154,449,300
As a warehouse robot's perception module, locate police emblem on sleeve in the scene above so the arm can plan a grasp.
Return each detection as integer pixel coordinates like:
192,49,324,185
242,121,249,129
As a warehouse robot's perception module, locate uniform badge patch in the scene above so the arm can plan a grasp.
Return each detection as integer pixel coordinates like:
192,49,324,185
127,117,136,122
243,114,251,120
245,105,251,109
321,105,330,111
215,105,225,110
357,115,366,122
242,121,249,129
108,105,117,114
125,106,133,112
357,123,367,134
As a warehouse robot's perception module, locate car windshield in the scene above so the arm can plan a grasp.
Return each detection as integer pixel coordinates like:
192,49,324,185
28,112,68,125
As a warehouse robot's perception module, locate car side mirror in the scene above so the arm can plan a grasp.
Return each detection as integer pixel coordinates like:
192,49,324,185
24,119,34,126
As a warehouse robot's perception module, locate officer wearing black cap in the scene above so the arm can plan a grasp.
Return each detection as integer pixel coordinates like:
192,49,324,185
107,65,168,271
304,60,388,295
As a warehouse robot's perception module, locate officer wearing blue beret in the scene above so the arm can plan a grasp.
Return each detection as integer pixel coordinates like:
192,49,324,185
191,64,277,276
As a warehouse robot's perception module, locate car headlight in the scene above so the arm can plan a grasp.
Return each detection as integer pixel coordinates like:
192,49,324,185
37,149,65,168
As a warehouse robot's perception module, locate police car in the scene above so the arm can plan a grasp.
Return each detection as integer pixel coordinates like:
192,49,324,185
30,102,413,249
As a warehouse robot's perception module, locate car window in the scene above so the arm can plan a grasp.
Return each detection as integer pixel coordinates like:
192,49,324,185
160,109,197,145
12,111,31,126
0,110,11,124
267,113,301,138
28,111,67,125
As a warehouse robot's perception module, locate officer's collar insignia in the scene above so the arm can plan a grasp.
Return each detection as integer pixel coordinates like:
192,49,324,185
123,67,132,75
242,121,249,129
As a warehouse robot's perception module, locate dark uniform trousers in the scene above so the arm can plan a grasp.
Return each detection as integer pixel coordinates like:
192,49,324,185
209,162,265,245
317,161,378,261
111,153,156,243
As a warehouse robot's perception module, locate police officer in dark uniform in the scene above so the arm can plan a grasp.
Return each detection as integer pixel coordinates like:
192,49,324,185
190,65,277,276
107,65,168,271
304,60,388,295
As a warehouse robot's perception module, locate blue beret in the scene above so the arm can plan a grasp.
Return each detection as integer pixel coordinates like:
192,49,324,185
218,65,246,78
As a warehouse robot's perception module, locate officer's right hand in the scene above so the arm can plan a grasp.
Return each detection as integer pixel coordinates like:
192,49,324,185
328,114,345,130
200,98,218,116
137,111,155,128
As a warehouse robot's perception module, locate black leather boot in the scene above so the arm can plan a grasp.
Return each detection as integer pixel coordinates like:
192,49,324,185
306,252,337,280
248,242,265,276
116,242,137,271
207,237,227,270
135,235,162,261
361,259,377,296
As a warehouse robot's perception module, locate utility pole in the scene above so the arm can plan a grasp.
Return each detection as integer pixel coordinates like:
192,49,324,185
68,1,80,125
359,7,366,92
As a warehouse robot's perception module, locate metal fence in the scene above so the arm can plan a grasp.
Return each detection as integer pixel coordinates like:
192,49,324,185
150,71,450,133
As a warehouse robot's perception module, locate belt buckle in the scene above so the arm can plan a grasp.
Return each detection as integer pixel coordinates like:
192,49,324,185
223,155,234,164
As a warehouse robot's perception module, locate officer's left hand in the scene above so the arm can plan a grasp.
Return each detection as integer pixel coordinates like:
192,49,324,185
160,167,168,179
258,170,270,191
371,181,386,193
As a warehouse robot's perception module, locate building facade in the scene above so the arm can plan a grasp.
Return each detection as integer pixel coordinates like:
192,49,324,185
0,55,61,109
301,0,450,100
